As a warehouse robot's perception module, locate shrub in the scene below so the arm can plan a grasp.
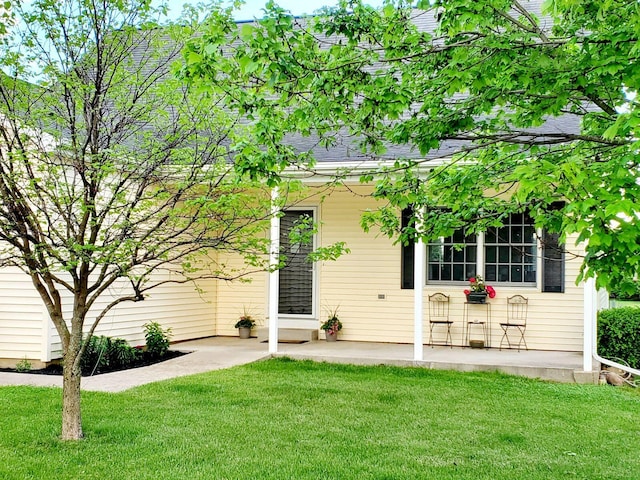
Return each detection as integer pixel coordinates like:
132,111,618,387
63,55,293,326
143,322,172,358
107,338,141,369
80,335,141,375
15,357,32,373
81,335,111,375
598,307,640,369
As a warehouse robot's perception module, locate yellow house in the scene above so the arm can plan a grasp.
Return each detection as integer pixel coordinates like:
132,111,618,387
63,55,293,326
0,1,609,379
0,169,603,373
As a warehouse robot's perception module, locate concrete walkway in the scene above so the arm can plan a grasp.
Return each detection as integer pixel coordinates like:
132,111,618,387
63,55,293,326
0,337,597,392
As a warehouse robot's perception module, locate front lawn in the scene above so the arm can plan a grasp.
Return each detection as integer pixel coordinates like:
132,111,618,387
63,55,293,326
1,359,638,479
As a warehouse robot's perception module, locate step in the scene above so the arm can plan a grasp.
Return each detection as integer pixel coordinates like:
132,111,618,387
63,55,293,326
256,327,318,343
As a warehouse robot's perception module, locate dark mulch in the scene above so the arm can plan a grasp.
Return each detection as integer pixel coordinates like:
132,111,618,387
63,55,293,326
0,350,189,376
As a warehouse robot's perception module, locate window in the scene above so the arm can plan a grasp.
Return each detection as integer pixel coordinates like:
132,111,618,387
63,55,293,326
484,213,537,284
401,209,564,290
427,229,477,282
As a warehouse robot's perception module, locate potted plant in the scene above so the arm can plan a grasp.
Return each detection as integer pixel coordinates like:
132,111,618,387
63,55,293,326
234,310,256,339
320,308,342,342
464,275,496,304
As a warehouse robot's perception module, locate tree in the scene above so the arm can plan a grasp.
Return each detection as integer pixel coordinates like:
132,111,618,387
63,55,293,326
184,0,640,291
0,0,281,440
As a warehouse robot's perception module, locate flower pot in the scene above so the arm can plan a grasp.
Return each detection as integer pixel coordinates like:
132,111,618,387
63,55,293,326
469,339,485,349
238,327,252,339
325,331,338,342
466,292,488,304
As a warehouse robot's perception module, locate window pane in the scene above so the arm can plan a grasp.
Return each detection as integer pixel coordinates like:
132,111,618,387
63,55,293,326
485,228,497,243
440,265,451,281
453,264,464,281
511,247,523,263
524,265,536,282
497,226,509,243
511,265,523,282
467,246,477,262
443,246,452,262
511,225,523,243
524,226,535,242
499,246,510,263
524,245,536,264
428,264,440,281
429,245,443,262
452,229,465,243
512,213,523,224
498,265,509,281
453,248,464,262
486,246,496,263
485,265,496,281
466,264,477,280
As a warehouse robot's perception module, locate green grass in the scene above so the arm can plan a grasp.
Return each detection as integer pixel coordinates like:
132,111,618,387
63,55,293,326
1,359,639,479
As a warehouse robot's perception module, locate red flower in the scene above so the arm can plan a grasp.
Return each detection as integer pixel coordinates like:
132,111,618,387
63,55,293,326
463,289,471,295
486,286,496,298
469,277,476,283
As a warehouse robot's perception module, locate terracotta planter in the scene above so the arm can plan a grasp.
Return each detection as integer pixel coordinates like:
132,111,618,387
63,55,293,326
466,292,488,304
325,331,338,342
238,327,252,339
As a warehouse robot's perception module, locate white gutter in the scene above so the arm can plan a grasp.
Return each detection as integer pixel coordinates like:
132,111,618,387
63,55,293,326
585,277,640,377
280,157,452,183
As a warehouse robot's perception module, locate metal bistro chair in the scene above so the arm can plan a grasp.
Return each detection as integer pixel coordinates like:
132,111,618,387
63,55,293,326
500,295,529,351
428,293,453,347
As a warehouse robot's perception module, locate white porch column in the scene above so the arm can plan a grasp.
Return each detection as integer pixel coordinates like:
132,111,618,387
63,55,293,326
268,187,280,354
583,277,596,372
413,219,425,362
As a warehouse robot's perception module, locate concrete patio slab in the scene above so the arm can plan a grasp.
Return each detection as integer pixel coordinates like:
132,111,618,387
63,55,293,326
0,336,599,392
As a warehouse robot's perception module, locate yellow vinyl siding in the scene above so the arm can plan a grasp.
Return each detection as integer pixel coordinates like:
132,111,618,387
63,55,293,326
0,268,46,366
0,267,217,363
314,185,586,351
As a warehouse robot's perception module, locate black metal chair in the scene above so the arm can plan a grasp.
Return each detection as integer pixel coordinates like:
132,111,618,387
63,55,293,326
500,295,528,351
428,293,453,347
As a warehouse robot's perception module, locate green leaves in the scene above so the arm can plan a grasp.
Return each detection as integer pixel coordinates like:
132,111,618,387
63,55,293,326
182,0,640,289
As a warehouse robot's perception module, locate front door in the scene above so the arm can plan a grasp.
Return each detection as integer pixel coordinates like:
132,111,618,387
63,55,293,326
278,210,315,316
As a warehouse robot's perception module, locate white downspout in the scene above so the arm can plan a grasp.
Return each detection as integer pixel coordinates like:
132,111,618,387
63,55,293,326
413,211,425,362
268,187,280,355
586,277,640,376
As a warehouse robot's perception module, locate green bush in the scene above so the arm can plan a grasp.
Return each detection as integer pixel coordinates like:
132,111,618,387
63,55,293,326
597,307,640,369
107,338,141,369
143,322,172,358
80,335,110,375
80,335,141,375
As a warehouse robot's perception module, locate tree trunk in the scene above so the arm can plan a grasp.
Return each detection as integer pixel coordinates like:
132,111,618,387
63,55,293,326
61,348,83,440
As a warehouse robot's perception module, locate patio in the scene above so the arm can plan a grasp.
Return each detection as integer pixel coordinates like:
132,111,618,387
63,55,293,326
178,336,598,384
0,336,599,392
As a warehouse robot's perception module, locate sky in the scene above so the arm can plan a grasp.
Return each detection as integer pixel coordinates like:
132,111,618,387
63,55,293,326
161,0,385,21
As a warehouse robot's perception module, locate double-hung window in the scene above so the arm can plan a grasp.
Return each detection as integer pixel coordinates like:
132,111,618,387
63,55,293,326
484,213,537,285
427,228,477,282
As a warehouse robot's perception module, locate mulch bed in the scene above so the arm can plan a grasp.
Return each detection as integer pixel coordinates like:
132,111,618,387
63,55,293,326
0,350,189,376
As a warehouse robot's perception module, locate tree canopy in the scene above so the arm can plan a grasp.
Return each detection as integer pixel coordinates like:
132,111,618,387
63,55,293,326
185,0,640,291
0,0,279,440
